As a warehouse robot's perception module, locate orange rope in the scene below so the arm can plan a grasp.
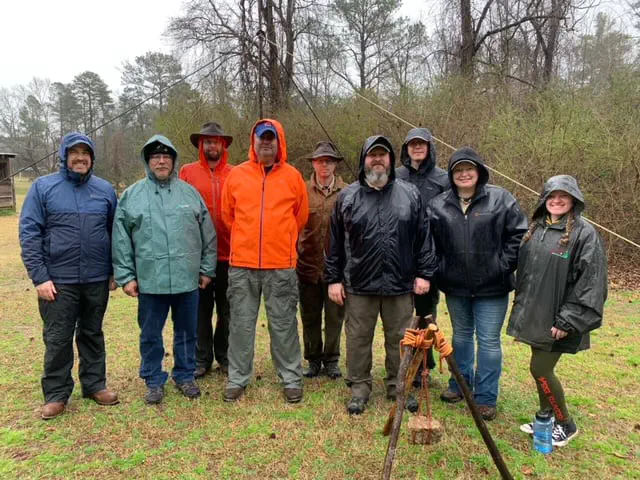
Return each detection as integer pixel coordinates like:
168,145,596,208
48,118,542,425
400,324,453,374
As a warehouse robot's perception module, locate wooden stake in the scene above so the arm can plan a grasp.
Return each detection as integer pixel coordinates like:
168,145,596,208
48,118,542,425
382,315,423,480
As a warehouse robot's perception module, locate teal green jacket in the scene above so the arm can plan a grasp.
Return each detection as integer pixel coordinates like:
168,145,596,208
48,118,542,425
112,135,217,294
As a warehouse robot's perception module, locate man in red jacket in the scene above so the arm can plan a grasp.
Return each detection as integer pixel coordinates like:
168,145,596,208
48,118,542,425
180,122,234,377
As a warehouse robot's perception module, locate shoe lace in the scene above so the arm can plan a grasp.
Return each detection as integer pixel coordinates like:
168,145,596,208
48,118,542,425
552,424,567,441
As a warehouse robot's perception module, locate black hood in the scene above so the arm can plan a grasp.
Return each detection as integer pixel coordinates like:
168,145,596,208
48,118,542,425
400,127,437,174
358,135,396,185
533,175,585,219
447,147,490,194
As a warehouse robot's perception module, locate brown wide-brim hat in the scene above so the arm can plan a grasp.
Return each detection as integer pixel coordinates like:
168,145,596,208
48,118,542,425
190,122,233,148
305,141,343,161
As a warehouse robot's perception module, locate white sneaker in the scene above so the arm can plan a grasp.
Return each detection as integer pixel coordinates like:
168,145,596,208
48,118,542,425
519,422,534,435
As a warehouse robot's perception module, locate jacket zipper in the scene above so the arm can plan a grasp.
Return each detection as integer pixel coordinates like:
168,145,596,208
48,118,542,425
258,170,267,268
158,185,172,292
463,212,473,295
74,185,83,282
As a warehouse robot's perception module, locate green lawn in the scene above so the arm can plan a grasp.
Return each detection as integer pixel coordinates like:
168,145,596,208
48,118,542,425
0,182,637,479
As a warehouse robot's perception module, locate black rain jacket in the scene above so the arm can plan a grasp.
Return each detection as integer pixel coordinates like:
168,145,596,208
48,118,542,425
507,175,608,353
395,127,450,200
428,147,528,297
324,135,437,296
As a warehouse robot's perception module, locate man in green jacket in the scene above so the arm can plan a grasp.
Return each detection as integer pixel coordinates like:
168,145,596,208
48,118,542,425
112,135,217,405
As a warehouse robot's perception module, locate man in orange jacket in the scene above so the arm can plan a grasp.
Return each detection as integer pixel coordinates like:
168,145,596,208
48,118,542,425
179,122,234,378
221,119,309,404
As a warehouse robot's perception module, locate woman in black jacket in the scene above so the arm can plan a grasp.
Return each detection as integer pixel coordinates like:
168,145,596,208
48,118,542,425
429,147,527,420
507,175,607,447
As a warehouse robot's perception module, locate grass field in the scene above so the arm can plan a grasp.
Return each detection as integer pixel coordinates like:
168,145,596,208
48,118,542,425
0,178,638,479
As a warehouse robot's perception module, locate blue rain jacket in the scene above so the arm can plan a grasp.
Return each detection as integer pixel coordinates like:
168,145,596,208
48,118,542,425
19,132,117,286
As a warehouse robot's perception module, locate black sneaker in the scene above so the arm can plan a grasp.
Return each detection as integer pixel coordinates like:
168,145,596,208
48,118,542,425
144,386,164,405
303,361,322,378
176,381,201,399
552,421,579,447
405,394,419,413
324,362,342,379
347,396,368,415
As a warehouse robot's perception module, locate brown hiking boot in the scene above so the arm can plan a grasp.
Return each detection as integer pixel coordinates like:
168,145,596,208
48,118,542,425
440,389,464,403
41,401,65,420
284,387,303,404
478,405,497,421
87,389,120,406
223,386,245,402
194,366,210,379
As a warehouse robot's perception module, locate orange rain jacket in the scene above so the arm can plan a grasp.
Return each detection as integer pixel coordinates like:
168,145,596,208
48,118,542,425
179,139,234,261
221,119,309,269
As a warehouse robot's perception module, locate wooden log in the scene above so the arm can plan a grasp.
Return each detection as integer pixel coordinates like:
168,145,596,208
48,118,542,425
408,416,444,445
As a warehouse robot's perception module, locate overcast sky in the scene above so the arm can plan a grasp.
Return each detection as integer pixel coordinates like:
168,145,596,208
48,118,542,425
1,0,630,93
1,0,183,91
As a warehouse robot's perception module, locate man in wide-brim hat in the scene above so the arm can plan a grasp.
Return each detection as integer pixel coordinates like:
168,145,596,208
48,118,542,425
297,141,348,380
180,122,235,379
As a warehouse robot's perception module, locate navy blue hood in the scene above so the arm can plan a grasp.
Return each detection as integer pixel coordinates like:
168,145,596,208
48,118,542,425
58,132,95,184
447,147,489,195
358,135,396,185
400,127,437,174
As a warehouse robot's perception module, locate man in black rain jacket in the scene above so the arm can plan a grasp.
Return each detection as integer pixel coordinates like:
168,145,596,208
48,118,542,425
396,127,449,376
325,135,437,415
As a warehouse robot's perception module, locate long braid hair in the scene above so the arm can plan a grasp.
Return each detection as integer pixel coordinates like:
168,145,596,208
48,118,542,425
522,222,538,244
522,208,575,245
559,210,575,246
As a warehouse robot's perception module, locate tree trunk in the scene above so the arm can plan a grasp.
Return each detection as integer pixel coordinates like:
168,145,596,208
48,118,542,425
263,0,281,114
460,0,475,77
542,0,561,85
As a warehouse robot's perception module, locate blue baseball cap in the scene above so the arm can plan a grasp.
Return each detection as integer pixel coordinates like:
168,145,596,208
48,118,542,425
255,122,277,138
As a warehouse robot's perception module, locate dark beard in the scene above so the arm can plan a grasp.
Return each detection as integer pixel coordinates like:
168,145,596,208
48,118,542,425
205,151,221,163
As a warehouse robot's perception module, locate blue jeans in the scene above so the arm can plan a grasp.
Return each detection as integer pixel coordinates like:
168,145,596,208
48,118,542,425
137,290,199,387
445,294,509,407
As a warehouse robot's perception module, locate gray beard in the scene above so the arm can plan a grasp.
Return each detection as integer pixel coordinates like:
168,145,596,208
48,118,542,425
364,167,389,188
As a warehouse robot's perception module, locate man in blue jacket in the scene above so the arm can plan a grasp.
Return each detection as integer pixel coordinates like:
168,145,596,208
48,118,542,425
19,132,119,420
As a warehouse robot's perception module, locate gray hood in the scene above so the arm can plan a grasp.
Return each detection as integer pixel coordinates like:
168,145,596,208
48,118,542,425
400,127,437,174
533,175,585,220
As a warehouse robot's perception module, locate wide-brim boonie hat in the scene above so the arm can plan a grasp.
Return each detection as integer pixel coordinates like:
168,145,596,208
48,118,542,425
190,122,233,148
305,141,343,161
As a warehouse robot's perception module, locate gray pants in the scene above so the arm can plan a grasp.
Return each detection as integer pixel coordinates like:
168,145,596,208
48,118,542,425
227,267,302,389
345,293,413,399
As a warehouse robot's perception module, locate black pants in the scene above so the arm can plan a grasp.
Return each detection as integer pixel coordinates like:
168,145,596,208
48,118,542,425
298,279,345,364
196,261,230,369
38,280,110,403
414,286,439,371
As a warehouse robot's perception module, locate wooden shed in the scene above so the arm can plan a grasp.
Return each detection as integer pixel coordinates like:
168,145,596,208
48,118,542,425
0,153,17,210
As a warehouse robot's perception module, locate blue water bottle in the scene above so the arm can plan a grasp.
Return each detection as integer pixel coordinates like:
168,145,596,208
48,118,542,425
533,410,554,454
